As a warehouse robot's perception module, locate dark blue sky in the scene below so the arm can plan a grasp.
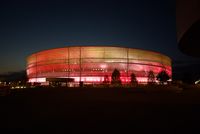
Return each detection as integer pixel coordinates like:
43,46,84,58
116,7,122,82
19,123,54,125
0,0,198,73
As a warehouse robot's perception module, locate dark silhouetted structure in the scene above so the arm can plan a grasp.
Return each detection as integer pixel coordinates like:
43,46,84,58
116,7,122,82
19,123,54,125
176,0,200,57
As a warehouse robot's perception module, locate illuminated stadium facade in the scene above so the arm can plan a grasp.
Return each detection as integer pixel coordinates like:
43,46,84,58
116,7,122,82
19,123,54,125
27,46,172,84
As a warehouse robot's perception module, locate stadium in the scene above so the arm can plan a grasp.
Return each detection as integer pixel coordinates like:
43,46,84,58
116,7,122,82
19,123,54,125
26,46,172,85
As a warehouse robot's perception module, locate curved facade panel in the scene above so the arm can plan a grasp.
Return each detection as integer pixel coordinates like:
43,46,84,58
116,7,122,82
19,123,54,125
27,46,172,84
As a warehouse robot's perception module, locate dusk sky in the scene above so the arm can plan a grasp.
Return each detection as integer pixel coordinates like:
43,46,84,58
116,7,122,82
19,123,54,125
0,0,199,74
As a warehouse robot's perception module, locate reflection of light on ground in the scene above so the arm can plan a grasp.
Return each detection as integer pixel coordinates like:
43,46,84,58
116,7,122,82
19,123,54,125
28,76,153,84
195,80,200,84
29,78,46,82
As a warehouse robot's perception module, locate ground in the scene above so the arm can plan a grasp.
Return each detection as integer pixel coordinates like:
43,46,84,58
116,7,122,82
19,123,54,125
1,86,200,133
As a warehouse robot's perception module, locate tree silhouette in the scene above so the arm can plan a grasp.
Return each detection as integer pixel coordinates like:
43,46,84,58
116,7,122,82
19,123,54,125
147,70,155,85
111,69,121,86
156,70,170,85
130,73,138,86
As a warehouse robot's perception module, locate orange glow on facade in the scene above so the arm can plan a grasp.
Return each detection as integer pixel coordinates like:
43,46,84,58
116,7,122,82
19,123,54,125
26,46,172,84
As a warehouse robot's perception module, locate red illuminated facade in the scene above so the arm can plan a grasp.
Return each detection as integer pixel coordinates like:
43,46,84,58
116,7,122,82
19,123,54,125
27,46,172,84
